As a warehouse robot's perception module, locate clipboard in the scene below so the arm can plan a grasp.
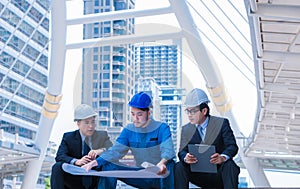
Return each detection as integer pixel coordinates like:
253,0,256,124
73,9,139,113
188,144,217,173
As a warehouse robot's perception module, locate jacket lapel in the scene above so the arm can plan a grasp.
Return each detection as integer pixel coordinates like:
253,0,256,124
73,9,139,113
74,130,83,156
186,123,203,144
205,116,223,145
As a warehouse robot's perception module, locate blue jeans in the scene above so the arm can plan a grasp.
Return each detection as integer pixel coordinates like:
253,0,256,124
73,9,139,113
98,161,175,189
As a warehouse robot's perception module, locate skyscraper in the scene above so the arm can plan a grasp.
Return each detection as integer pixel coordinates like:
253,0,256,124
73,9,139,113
135,44,179,87
135,43,183,151
82,0,135,131
160,86,184,151
0,0,51,187
0,0,50,143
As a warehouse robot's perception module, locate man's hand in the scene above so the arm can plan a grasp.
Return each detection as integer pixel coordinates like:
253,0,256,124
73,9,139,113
74,155,93,166
156,162,167,175
210,153,226,165
155,158,169,175
184,153,198,164
88,148,105,159
82,160,98,172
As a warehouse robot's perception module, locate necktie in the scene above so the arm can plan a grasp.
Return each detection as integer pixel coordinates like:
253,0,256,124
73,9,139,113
199,126,205,142
82,141,92,188
83,141,90,156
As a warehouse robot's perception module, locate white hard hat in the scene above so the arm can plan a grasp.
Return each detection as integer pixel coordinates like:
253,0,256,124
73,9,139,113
185,88,210,107
74,104,97,121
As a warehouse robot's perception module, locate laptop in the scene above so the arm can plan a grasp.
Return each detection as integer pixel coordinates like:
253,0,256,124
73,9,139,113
188,144,217,173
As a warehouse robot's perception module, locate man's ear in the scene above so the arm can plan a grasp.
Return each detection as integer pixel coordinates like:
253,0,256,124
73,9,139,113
201,108,208,116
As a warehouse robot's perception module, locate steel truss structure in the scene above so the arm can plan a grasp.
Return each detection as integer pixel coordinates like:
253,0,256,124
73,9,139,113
1,0,298,188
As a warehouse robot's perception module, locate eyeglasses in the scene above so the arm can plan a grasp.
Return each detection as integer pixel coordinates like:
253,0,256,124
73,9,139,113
80,120,96,126
184,109,200,115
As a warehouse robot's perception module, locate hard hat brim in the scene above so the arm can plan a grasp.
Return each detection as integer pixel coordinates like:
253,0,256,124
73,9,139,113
74,112,97,122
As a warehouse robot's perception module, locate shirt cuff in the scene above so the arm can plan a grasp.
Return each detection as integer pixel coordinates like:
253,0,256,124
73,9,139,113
70,158,78,165
221,154,229,161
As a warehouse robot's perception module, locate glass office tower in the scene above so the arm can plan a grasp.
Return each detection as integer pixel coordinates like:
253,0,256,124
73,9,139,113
82,0,135,131
0,0,50,142
135,44,183,150
0,0,51,187
135,45,180,87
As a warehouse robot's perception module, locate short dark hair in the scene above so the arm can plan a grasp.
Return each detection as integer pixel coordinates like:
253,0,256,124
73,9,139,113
199,103,210,116
138,107,150,112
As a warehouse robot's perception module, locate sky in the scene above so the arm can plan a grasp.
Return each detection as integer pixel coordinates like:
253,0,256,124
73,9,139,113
49,0,300,187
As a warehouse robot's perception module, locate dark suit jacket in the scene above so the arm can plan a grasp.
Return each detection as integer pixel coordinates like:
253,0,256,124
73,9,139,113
178,116,238,163
55,130,113,163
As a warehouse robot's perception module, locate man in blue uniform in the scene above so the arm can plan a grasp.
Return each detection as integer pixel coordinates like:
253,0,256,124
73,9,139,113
83,92,175,189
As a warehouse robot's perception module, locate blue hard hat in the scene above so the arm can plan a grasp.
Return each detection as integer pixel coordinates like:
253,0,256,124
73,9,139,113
128,92,152,109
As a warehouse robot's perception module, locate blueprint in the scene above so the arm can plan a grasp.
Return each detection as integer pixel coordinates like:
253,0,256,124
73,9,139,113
62,163,169,178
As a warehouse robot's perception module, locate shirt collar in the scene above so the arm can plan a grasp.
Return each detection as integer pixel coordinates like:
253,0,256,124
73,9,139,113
79,130,86,142
197,116,209,129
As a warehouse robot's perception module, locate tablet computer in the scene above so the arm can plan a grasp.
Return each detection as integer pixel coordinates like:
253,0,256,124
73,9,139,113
188,144,217,173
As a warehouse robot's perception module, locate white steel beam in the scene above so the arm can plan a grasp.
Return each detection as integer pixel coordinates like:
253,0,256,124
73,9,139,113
259,51,300,65
67,6,173,25
264,104,300,113
169,0,222,88
260,83,300,94
66,31,183,49
248,0,263,58
252,4,300,20
240,155,272,186
21,0,67,188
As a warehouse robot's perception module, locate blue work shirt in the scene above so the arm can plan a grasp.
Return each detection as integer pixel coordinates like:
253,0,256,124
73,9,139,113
96,119,175,167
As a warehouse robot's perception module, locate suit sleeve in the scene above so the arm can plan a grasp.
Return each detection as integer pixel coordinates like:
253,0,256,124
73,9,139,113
221,119,239,158
91,131,113,150
55,133,79,163
102,131,113,149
